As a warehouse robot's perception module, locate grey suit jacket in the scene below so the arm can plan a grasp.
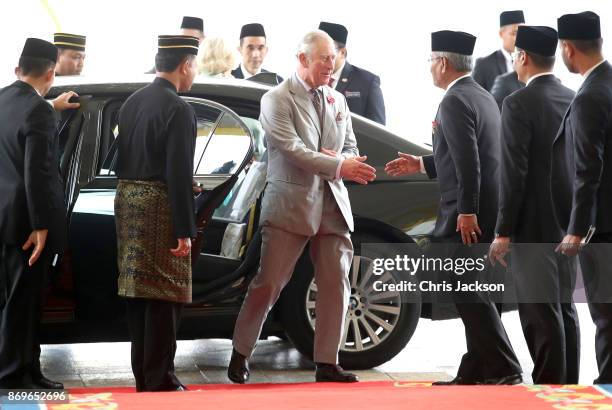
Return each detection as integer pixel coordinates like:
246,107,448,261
259,73,359,235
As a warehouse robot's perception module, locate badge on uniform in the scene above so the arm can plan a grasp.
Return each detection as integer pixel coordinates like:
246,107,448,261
345,91,361,98
336,112,344,123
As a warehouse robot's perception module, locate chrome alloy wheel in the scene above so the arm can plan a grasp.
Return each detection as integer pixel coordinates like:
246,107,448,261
305,256,403,352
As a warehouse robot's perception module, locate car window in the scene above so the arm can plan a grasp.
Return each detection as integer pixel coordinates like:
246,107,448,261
97,100,224,177
194,112,251,175
192,104,223,175
211,114,267,222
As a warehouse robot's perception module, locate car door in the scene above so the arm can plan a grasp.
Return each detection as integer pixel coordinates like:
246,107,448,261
67,96,254,321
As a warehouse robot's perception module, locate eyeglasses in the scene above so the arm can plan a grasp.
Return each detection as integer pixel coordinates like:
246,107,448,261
511,50,524,62
428,56,443,63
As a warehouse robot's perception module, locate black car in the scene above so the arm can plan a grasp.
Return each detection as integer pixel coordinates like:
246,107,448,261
42,75,439,369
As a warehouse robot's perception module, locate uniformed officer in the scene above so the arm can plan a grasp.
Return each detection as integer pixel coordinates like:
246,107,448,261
145,17,204,74
54,33,86,76
115,35,199,392
318,21,386,125
0,38,78,389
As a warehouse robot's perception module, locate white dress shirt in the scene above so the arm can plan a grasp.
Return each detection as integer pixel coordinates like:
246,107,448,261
501,48,513,73
583,59,606,80
329,61,345,89
526,72,554,86
240,62,261,79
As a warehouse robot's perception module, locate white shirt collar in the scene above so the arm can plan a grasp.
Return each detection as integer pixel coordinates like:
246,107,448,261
583,59,606,80
330,61,345,89
526,72,554,86
500,48,513,73
446,74,471,93
240,62,261,79
296,72,319,93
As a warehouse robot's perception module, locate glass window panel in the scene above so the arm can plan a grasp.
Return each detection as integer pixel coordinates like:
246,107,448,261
196,112,251,175
192,104,223,174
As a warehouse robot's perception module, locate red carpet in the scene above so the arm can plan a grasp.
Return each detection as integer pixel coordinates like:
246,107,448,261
53,382,612,410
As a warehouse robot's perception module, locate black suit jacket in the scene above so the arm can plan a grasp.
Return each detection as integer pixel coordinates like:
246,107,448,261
334,61,386,125
490,71,524,111
496,75,575,242
552,61,612,237
0,81,67,252
472,50,507,92
422,77,500,241
230,66,283,82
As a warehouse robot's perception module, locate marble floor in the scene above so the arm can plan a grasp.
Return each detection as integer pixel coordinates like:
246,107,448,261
40,304,598,388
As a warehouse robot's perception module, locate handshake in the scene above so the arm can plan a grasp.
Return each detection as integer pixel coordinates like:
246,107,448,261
318,150,422,185
321,148,421,185
320,148,377,185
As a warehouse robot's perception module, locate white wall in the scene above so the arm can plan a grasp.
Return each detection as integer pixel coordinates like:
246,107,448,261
1,0,610,144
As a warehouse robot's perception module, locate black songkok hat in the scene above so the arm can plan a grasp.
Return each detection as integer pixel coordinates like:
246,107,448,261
181,16,204,32
21,38,58,63
431,30,476,55
558,11,601,40
500,10,525,27
240,23,266,39
54,33,86,52
157,35,199,55
515,26,558,57
318,22,348,45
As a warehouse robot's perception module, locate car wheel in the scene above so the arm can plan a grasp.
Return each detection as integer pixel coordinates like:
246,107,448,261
279,233,421,370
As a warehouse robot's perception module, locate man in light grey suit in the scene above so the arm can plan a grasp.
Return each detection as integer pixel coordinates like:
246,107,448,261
228,30,376,384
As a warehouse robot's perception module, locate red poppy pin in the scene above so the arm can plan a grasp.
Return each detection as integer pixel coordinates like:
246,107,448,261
327,95,335,104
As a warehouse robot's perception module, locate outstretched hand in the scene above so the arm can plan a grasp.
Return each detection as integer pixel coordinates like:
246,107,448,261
340,156,376,185
385,152,421,177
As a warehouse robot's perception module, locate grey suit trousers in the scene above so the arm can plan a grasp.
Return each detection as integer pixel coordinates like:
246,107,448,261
232,184,353,364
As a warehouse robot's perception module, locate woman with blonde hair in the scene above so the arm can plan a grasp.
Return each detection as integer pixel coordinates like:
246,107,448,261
198,37,236,78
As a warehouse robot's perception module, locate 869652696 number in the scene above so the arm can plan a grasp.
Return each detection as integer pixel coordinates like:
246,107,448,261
0,389,69,404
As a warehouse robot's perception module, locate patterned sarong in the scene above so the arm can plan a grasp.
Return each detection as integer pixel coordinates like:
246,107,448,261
115,179,192,303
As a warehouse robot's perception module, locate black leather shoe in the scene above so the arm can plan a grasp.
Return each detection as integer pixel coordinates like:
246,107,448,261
482,373,522,385
432,376,477,386
175,385,188,391
33,376,64,390
228,349,250,384
315,364,358,383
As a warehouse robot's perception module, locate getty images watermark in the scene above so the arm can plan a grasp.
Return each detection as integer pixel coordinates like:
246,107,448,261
361,242,612,304
370,253,505,293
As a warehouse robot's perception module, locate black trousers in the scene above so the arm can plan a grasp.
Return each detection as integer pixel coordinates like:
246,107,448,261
513,245,581,384
0,243,49,388
124,297,183,392
580,232,612,384
436,241,522,381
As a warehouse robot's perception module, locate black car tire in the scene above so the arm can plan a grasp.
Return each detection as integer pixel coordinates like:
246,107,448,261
279,232,421,370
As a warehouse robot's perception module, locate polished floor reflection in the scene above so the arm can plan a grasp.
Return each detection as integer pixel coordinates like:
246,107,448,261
41,306,598,387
